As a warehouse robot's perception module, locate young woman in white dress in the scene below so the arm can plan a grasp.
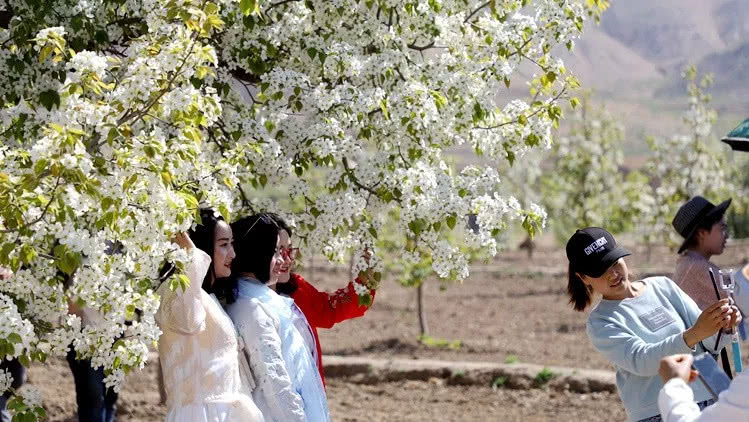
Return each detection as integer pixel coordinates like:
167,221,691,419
156,209,264,422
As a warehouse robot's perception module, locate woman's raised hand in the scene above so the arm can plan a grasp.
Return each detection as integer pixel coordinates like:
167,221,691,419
174,232,195,251
683,298,733,348
723,298,742,332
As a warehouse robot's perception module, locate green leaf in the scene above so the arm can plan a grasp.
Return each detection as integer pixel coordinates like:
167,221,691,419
179,192,198,210
177,274,190,290
446,214,457,230
240,0,256,15
218,204,231,221
1,243,15,261
430,90,448,111
122,174,138,191
357,293,373,306
18,354,30,368
379,99,390,120
39,90,61,110
408,218,425,236
6,333,22,344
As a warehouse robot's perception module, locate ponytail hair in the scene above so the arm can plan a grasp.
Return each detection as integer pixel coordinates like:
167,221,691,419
567,263,593,312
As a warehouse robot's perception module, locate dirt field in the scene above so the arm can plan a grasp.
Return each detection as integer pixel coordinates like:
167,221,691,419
316,240,749,370
33,359,625,421
24,240,749,421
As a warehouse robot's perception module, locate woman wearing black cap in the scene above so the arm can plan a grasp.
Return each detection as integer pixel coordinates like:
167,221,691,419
566,227,740,422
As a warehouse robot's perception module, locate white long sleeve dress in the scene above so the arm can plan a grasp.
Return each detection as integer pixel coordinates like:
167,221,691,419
155,249,264,422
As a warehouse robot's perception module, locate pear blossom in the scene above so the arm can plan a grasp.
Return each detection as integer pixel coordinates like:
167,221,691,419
0,0,608,418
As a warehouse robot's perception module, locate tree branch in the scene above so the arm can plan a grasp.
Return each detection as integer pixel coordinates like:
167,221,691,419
0,175,63,234
475,85,567,130
267,0,301,12
407,41,435,51
464,2,490,23
342,157,380,197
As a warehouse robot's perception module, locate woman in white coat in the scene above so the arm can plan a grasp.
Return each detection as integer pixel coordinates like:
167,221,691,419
226,213,329,422
156,209,264,422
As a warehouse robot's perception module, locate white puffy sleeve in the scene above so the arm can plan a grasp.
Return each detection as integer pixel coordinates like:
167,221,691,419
232,298,307,422
156,248,211,334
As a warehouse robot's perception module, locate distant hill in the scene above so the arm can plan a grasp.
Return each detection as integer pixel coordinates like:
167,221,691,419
559,0,749,154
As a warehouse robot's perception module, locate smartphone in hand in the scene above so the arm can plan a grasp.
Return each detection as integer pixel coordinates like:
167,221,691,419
692,352,732,400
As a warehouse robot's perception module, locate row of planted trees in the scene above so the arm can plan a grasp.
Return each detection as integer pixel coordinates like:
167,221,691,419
502,66,745,258
382,66,747,340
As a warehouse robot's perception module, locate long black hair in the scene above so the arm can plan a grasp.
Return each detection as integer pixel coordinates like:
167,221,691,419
567,263,593,312
228,213,280,301
189,208,228,293
159,208,225,294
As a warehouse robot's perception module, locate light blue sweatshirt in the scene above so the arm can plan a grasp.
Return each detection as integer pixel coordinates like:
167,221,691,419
587,276,726,421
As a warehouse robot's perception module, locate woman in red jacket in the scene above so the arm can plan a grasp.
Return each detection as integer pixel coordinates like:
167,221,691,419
270,214,376,386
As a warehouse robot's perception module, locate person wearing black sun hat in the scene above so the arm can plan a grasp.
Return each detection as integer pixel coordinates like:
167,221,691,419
672,196,732,311
566,227,741,422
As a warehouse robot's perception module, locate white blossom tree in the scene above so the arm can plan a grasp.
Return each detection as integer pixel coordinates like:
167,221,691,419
0,0,607,417
540,94,649,241
640,66,735,249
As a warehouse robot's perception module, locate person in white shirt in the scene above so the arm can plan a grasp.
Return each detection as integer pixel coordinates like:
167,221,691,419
658,353,749,421
155,208,263,422
226,213,330,422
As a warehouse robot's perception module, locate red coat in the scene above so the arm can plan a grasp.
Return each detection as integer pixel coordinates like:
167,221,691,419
288,273,376,386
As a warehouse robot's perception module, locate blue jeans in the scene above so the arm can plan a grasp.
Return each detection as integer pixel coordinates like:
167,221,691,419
0,359,26,422
66,349,118,422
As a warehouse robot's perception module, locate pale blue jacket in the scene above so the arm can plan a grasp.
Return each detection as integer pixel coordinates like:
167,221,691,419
587,277,727,421
227,277,329,422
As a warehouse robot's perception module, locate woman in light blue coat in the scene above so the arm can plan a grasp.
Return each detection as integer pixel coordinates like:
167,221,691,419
224,213,329,422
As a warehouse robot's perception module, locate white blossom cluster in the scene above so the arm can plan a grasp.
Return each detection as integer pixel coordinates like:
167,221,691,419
0,0,233,409
540,97,649,239
217,0,604,277
0,0,607,416
640,67,734,247
0,368,11,395
0,293,37,358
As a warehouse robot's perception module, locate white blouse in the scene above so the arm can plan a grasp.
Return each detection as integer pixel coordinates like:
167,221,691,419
155,249,264,422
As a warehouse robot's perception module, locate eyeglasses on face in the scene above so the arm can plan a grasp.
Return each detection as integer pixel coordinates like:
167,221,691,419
280,247,299,259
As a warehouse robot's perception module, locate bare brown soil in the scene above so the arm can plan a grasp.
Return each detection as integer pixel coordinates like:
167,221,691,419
25,240,749,421
32,359,625,421
316,241,749,370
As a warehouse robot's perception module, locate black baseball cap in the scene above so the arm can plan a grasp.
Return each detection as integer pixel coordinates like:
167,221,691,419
566,227,631,278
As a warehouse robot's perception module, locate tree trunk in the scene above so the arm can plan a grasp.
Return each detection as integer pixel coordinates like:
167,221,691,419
519,235,535,259
157,358,167,404
309,254,315,283
417,282,429,337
